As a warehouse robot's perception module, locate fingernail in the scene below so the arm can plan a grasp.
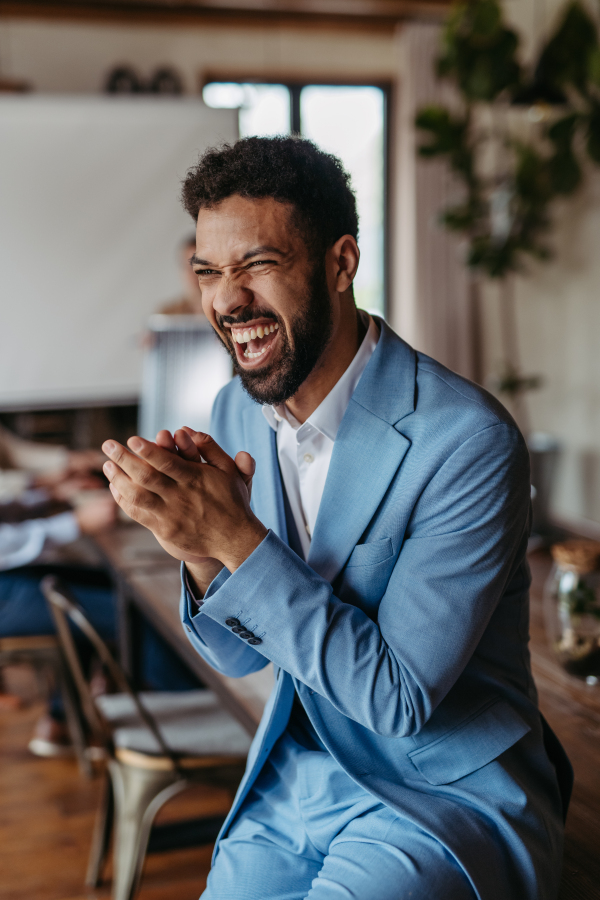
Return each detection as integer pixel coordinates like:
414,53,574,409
103,461,114,476
102,441,116,456
129,437,143,452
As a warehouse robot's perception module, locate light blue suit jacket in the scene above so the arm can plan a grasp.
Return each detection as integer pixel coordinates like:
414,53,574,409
181,320,570,900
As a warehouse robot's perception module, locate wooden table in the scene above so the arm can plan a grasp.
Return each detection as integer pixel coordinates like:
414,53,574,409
94,525,599,898
93,522,273,735
528,551,600,900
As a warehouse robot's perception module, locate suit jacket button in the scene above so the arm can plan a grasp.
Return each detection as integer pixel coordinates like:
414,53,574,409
239,630,254,639
248,637,262,645
225,618,241,627
232,625,245,634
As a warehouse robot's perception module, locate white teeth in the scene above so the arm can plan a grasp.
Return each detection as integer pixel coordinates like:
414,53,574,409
232,322,279,347
243,343,270,360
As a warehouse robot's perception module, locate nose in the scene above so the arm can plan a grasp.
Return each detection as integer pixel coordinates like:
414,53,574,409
212,271,253,319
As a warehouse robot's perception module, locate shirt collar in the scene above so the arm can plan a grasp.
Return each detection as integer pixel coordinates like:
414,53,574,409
262,312,379,441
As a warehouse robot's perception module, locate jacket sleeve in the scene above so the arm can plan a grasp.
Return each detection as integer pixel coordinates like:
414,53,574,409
184,422,531,736
180,564,270,678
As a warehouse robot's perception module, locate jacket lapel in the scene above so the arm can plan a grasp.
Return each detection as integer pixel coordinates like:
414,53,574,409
307,323,416,583
241,406,287,542
307,405,410,582
241,322,418,584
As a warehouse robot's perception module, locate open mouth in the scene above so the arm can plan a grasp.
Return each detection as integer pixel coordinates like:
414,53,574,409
229,321,280,365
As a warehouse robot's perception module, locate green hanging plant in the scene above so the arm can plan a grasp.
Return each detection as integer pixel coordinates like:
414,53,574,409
415,0,600,411
416,0,600,282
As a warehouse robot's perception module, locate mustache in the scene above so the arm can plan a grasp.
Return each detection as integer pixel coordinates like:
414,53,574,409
218,308,279,329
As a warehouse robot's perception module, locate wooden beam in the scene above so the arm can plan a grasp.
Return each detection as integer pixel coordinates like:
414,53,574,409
0,0,450,30
201,69,394,87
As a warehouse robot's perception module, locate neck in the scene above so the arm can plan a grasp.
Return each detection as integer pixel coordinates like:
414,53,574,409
285,304,366,424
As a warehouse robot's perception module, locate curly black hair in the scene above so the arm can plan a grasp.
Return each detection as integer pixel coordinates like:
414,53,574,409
181,136,358,257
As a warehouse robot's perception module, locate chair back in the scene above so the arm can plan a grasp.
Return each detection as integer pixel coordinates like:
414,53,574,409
41,575,180,769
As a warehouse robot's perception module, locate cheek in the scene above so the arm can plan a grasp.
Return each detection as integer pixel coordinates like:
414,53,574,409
255,275,298,320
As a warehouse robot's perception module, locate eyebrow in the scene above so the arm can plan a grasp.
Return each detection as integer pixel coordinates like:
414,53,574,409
190,246,285,267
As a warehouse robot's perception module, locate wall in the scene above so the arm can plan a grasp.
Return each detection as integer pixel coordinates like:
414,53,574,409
0,17,395,91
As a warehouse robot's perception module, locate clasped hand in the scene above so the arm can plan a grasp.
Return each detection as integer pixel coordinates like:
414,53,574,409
101,427,268,582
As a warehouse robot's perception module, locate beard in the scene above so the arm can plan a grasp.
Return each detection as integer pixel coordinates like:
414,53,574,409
215,260,334,406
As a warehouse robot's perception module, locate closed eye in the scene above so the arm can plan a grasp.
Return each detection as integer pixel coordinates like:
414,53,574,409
246,259,276,268
194,260,275,277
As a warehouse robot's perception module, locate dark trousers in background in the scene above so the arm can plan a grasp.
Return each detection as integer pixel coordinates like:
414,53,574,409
0,565,202,717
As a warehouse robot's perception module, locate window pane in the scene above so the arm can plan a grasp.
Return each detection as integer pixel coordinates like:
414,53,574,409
203,83,290,138
301,86,385,316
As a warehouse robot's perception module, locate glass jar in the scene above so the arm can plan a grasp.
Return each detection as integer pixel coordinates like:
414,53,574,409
544,540,600,679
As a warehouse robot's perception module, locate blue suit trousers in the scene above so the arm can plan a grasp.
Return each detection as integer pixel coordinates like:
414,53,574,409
202,728,475,900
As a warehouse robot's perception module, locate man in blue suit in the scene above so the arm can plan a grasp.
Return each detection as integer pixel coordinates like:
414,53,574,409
102,136,570,899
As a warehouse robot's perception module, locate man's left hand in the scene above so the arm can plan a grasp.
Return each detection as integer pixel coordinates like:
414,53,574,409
101,430,268,573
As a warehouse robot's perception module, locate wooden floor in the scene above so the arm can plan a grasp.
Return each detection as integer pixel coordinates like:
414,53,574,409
0,550,599,900
0,702,229,900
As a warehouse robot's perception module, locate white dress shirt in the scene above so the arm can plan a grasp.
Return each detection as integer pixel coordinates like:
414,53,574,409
0,512,79,572
262,313,379,560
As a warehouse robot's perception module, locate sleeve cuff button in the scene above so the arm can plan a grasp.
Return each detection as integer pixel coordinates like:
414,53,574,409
248,637,262,645
225,618,241,627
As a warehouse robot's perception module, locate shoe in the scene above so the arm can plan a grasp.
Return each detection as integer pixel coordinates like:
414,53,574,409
28,713,73,757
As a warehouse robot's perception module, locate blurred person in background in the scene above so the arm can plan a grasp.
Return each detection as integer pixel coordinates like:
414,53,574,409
0,490,117,755
157,234,205,316
0,420,105,506
0,424,204,756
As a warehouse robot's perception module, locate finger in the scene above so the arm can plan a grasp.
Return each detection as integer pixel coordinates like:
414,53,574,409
180,428,235,473
109,482,157,528
104,459,162,512
156,430,177,452
234,451,255,488
102,439,174,491
174,428,204,462
123,435,193,482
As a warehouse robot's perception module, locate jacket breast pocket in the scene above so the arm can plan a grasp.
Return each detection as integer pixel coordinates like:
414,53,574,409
407,698,531,785
346,537,394,568
339,538,396,616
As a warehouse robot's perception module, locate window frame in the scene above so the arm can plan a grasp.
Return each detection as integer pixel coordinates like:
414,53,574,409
201,74,391,319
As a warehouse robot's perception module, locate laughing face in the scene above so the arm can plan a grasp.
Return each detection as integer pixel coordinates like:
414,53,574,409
192,195,334,406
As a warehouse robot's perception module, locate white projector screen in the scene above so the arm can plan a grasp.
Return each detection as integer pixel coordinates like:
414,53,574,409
0,96,237,409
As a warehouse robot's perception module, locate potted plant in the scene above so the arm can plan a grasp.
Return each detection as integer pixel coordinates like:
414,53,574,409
415,0,600,535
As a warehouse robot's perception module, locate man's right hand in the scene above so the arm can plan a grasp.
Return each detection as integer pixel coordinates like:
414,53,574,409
153,427,255,597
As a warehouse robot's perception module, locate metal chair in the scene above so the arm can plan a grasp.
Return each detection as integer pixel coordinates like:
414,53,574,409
42,575,251,900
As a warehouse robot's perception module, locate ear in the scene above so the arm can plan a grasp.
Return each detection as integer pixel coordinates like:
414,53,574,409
330,234,360,294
